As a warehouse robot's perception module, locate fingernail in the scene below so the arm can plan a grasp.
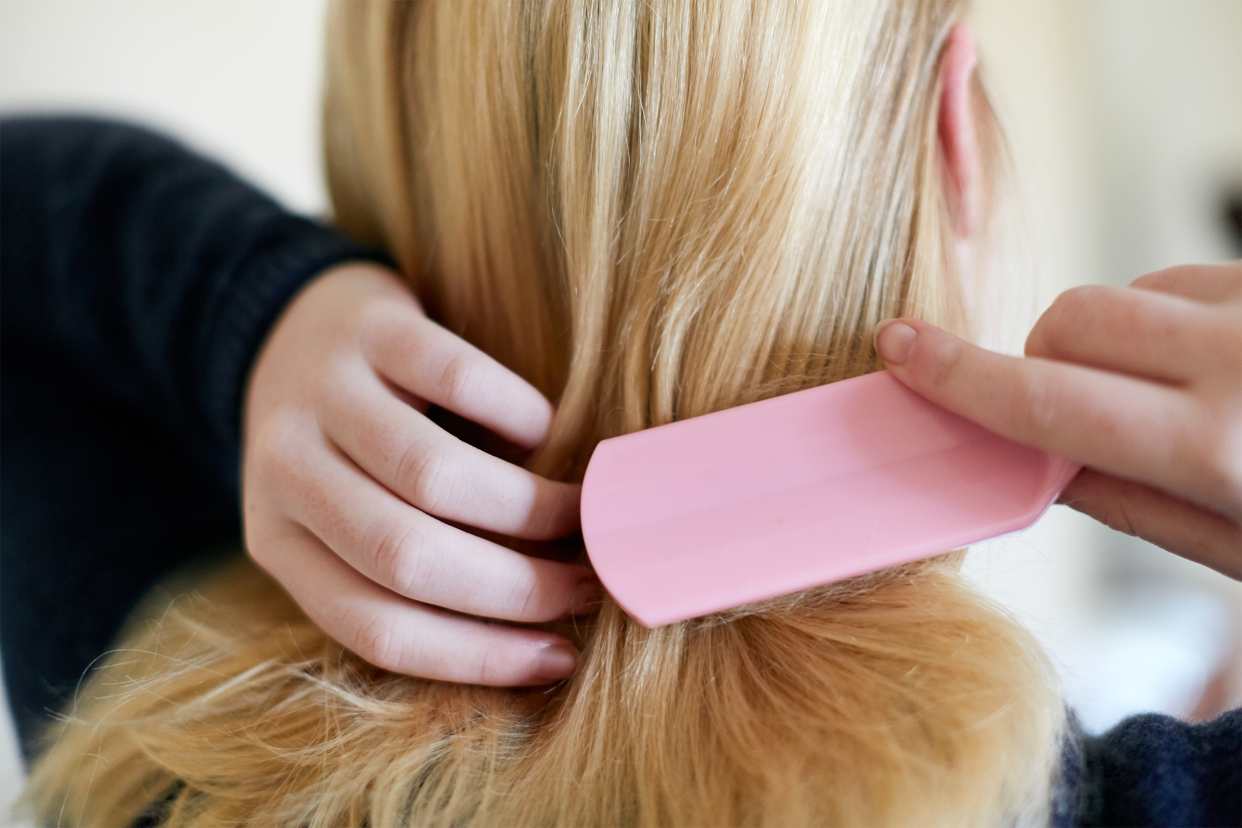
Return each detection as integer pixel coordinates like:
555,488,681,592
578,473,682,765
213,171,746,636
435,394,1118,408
569,580,602,616
875,319,918,365
531,643,578,683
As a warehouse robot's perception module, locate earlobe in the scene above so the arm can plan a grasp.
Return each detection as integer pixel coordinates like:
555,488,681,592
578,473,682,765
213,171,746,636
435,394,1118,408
938,22,979,239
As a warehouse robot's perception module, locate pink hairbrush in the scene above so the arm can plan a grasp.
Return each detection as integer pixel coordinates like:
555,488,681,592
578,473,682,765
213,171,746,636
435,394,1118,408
580,369,1079,627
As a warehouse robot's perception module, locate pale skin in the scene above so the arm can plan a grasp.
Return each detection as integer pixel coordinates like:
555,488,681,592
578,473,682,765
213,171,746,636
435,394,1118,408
878,23,1241,579
243,266,597,686
243,23,1238,689
877,265,1242,580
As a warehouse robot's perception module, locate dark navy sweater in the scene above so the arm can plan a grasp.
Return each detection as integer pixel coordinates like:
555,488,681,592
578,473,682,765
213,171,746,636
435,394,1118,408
1,117,1238,828
0,115,389,754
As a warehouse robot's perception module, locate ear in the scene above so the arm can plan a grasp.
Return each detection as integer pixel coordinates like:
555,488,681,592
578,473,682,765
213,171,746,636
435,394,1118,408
938,22,979,239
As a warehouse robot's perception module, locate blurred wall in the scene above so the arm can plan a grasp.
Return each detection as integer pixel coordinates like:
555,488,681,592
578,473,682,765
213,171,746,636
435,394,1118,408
1086,0,1242,277
966,0,1242,734
0,0,331,214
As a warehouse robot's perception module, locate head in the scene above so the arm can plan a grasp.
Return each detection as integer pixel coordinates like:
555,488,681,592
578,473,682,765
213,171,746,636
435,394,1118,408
27,2,1062,826
323,0,996,471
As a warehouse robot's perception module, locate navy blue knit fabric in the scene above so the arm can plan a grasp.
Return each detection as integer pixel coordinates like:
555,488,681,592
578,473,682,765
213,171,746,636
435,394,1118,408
1067,709,1242,827
2,117,1239,826
0,117,390,755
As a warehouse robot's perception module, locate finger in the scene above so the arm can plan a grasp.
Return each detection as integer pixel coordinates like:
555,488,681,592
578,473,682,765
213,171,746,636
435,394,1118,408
254,527,582,684
321,360,580,540
1024,284,1209,384
266,425,598,623
1129,261,1242,304
362,304,554,448
875,318,1205,504
1059,468,1241,581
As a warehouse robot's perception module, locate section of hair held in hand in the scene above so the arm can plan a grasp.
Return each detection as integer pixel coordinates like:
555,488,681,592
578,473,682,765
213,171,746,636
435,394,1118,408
26,1,1064,826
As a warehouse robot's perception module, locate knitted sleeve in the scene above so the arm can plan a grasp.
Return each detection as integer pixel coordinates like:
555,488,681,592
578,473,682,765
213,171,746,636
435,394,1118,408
0,116,391,493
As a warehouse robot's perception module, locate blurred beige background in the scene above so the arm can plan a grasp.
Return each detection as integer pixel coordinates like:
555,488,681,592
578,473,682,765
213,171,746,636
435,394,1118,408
2,0,1240,819
964,0,1242,739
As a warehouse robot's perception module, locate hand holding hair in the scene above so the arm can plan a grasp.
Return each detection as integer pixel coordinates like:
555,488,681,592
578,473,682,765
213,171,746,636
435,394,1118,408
877,261,1242,579
242,262,597,685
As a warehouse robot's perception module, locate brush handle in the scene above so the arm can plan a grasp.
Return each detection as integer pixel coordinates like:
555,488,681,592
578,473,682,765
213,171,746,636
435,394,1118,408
581,370,1079,627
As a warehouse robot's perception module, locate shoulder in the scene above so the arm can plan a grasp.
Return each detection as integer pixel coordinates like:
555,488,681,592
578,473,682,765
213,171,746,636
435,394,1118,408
1060,708,1241,827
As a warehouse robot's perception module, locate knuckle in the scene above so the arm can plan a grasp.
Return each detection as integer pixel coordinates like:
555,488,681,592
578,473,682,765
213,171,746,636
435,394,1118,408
1017,371,1060,441
921,331,964,391
399,539,448,603
474,646,497,684
1100,498,1140,538
508,561,574,621
511,576,544,621
312,356,349,408
1045,286,1098,336
351,414,387,463
439,352,480,411
397,442,456,515
361,518,423,596
348,610,405,672
356,303,399,363
252,410,311,485
399,538,449,603
1028,286,1119,358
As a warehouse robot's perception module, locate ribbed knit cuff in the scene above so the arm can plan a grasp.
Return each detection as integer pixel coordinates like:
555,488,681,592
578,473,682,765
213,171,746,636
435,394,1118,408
203,219,392,489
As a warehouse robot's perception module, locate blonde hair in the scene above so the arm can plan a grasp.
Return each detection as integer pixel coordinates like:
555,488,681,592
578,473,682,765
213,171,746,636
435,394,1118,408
25,2,1063,826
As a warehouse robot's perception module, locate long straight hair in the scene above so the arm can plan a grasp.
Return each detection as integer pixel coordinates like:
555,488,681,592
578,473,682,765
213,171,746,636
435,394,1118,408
25,2,1062,826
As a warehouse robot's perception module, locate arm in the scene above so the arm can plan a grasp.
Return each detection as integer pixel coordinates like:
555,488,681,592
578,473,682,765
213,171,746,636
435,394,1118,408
0,115,390,492
1,116,397,744
2,117,595,688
